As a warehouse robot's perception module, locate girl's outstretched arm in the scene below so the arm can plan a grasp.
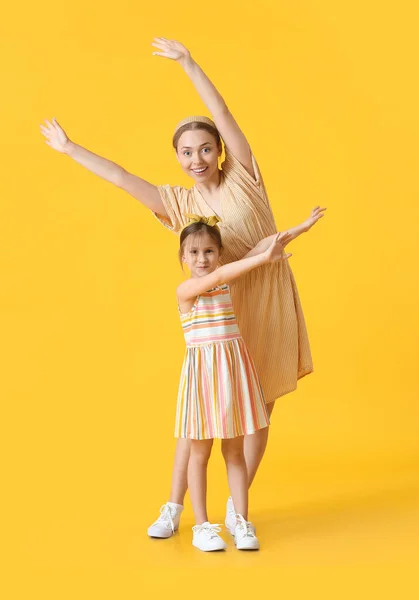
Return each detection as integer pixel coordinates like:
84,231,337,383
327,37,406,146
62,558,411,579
152,38,254,178
177,232,292,304
243,206,327,258
40,118,167,216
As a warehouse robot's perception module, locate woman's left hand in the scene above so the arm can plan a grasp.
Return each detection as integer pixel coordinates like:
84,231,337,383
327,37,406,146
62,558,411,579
303,206,327,231
152,38,191,64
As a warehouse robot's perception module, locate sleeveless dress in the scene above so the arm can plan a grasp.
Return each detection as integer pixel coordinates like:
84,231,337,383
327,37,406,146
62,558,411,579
175,284,270,440
154,148,313,404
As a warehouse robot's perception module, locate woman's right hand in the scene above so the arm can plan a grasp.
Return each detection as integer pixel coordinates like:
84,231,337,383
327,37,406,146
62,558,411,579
265,232,293,263
151,38,192,66
40,118,71,154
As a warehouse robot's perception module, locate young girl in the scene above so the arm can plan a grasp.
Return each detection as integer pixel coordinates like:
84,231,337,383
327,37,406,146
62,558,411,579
170,216,292,551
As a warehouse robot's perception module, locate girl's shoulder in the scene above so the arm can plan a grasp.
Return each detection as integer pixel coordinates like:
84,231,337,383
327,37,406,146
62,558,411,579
178,283,230,316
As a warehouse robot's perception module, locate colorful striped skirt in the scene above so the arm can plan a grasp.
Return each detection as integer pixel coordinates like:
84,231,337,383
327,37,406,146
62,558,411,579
175,337,270,440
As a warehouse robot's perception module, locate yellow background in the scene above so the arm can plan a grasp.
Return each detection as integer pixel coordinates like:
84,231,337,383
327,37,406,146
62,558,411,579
1,0,418,598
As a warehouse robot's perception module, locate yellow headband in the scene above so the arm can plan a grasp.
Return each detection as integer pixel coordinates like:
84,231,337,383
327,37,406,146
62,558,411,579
181,213,221,232
174,115,217,135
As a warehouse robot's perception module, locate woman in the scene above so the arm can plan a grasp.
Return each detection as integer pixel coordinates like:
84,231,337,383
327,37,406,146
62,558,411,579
40,38,325,538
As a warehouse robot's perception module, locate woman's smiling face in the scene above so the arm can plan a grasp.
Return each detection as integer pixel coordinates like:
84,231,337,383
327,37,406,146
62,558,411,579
176,129,222,183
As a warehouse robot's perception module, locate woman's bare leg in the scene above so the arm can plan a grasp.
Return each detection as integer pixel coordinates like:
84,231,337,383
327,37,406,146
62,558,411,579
244,401,276,487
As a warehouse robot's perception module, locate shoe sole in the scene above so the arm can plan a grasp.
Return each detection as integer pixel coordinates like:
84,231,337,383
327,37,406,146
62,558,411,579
235,542,260,551
192,543,227,552
148,527,179,539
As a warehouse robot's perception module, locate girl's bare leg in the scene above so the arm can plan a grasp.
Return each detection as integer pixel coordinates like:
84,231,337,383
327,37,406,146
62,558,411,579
167,401,275,508
168,438,191,505
222,436,248,519
188,439,213,524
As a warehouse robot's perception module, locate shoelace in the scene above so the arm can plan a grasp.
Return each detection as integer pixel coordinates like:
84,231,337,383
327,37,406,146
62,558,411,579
235,514,256,538
154,503,176,533
192,523,222,539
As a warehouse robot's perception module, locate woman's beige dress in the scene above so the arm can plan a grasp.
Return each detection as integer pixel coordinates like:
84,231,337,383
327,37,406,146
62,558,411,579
154,149,313,403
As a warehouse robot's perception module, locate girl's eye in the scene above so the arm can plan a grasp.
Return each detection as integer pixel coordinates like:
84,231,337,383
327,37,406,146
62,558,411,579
202,147,210,153
184,151,191,156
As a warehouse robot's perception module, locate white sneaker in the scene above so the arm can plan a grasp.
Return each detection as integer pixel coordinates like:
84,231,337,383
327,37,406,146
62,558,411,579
192,522,227,552
147,502,183,538
225,497,257,536
225,496,236,535
234,514,260,550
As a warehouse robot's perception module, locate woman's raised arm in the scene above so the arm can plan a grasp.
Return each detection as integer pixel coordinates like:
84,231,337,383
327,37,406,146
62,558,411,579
40,118,167,216
152,38,254,178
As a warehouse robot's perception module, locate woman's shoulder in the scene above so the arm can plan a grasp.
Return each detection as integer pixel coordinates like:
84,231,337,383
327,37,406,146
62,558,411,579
155,184,198,232
220,147,270,209
158,183,194,198
221,147,262,186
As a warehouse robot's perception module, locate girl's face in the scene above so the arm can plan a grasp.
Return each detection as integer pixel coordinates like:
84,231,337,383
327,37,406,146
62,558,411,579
176,129,222,183
182,232,220,278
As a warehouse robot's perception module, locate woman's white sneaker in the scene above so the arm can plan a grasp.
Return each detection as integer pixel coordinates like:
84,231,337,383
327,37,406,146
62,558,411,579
147,502,183,538
192,522,227,551
234,514,260,550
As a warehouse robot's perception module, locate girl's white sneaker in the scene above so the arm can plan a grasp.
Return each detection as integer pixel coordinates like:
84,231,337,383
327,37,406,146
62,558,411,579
192,522,227,552
234,514,260,550
225,496,236,535
147,502,183,538
225,498,257,537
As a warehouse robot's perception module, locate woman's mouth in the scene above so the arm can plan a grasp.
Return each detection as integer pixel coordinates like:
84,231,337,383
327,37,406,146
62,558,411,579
191,166,208,175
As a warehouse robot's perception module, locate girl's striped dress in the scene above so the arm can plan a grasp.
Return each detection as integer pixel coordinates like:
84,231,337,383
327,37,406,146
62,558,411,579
175,284,270,440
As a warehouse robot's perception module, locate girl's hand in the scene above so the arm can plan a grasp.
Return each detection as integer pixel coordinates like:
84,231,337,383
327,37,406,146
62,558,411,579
40,118,71,154
151,38,191,65
265,232,293,263
303,206,327,231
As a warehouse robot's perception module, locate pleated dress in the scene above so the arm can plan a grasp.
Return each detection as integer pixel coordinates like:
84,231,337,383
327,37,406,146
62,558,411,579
175,283,270,440
154,147,313,404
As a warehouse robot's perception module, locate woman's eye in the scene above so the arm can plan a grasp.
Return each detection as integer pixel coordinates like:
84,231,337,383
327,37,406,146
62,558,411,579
184,151,191,156
202,148,210,153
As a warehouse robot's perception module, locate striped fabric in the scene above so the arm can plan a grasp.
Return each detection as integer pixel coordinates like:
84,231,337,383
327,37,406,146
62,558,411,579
181,286,241,346
175,284,269,440
154,147,313,404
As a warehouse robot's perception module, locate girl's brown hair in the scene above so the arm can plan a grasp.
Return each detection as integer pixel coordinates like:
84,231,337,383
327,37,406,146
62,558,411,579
172,121,222,151
178,222,223,267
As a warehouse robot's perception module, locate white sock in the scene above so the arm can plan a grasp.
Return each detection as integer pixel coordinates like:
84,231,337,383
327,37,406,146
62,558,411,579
167,501,183,510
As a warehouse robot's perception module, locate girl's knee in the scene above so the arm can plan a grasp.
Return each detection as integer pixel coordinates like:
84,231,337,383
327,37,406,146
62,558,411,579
190,439,213,463
221,438,245,463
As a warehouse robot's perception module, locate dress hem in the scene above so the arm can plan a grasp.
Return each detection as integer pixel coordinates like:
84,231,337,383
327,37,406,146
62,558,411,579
175,423,269,441
264,365,314,404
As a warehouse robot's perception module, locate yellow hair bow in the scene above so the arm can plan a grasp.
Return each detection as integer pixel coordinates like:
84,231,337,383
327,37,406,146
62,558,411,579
182,214,221,231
